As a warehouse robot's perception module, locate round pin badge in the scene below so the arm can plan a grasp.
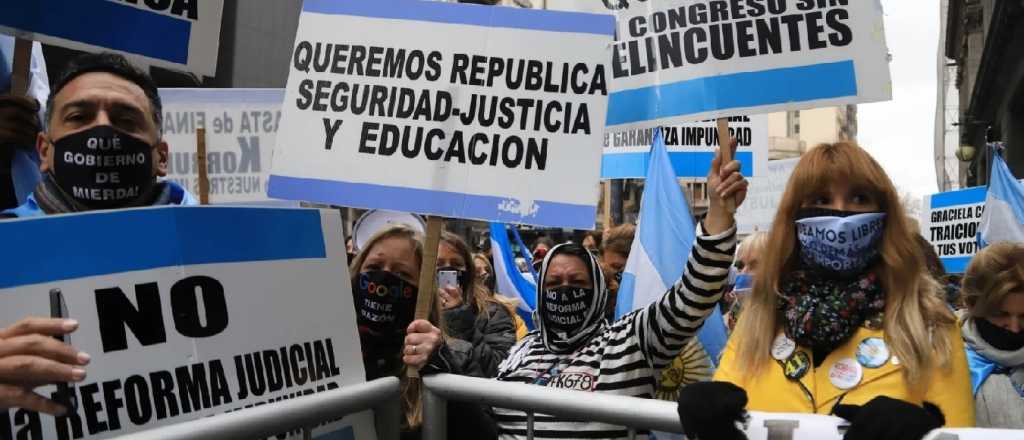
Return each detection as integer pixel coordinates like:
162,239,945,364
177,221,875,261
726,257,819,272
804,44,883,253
856,337,890,369
891,356,901,366
783,351,810,381
771,334,797,361
829,358,863,390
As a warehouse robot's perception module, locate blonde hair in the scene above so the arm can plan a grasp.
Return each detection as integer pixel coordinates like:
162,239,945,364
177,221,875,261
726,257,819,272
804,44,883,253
601,223,636,257
348,225,444,429
731,142,956,388
472,252,521,315
737,232,768,267
962,242,1024,318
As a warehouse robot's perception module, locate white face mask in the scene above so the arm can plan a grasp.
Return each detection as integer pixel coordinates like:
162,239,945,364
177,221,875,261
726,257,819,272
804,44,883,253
795,209,886,277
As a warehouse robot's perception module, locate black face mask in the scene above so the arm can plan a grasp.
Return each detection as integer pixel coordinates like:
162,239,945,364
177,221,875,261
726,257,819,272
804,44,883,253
352,270,417,340
976,317,1024,352
542,286,595,337
51,125,155,209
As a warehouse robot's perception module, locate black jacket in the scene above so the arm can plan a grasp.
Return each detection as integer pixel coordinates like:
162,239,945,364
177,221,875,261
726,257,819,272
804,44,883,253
443,301,517,378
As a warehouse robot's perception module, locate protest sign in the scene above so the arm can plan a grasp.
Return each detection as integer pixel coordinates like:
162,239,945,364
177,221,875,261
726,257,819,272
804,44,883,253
593,0,891,133
0,207,375,439
268,0,614,229
736,157,799,234
160,89,283,205
0,0,223,75
737,412,1019,440
921,186,986,273
602,115,768,179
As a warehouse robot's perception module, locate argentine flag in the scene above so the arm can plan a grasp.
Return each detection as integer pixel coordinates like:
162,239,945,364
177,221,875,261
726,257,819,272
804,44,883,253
489,223,537,329
614,129,728,366
978,151,1024,247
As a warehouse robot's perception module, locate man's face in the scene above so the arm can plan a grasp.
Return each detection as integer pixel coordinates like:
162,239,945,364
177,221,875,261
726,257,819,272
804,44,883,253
38,72,167,176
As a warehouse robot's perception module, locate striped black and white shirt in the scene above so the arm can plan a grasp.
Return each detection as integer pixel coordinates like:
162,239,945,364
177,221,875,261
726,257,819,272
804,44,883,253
492,225,736,439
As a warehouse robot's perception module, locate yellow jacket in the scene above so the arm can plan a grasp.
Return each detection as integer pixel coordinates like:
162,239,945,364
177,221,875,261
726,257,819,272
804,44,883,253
713,325,975,427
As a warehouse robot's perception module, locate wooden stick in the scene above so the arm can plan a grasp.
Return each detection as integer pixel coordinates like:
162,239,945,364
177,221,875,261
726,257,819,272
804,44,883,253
10,38,32,97
716,118,737,214
602,180,612,229
408,216,444,378
196,128,210,205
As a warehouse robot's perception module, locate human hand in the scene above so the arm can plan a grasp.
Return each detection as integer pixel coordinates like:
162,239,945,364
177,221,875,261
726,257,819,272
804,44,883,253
403,319,442,370
438,286,463,310
676,381,749,440
834,396,944,440
0,96,41,148
0,317,90,415
705,138,748,235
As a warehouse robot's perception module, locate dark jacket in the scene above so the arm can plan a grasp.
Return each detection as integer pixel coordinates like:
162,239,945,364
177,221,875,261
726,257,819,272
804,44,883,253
443,301,516,378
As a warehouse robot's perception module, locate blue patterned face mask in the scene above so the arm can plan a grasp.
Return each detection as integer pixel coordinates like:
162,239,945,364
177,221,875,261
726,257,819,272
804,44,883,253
794,208,887,278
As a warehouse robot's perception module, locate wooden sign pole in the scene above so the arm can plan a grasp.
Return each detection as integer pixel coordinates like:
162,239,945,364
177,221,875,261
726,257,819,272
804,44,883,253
196,128,210,205
408,216,444,378
10,38,32,97
716,118,737,213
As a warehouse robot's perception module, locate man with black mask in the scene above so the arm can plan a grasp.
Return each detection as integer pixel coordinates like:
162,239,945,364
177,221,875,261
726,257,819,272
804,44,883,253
491,143,747,439
3,52,195,218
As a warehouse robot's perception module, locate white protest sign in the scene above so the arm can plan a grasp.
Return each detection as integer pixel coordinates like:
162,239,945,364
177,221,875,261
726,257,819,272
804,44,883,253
920,186,986,273
601,115,768,179
600,0,892,132
0,0,223,76
268,0,614,229
0,207,374,440
160,89,283,205
737,412,1021,440
736,157,799,234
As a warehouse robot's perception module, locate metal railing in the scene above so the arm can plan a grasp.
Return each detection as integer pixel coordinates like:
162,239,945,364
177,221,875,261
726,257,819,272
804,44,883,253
421,373,681,440
118,377,401,440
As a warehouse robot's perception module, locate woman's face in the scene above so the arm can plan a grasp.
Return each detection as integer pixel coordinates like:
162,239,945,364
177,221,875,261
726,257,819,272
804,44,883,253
473,257,489,278
437,242,467,270
544,254,592,290
359,237,419,284
984,292,1024,334
801,181,880,213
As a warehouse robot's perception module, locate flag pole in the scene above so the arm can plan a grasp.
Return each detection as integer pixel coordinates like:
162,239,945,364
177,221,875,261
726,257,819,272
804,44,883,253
408,216,444,378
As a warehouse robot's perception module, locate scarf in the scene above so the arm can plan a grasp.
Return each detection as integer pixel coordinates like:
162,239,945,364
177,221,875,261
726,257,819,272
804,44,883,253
534,243,609,354
33,172,167,214
778,270,885,353
961,317,1024,397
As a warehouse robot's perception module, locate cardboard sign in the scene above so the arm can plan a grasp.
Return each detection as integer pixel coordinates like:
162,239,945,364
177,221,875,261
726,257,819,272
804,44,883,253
0,207,374,439
739,412,1021,440
601,115,768,179
0,0,223,75
920,187,986,273
160,89,283,205
736,157,800,234
268,0,614,229
602,0,892,132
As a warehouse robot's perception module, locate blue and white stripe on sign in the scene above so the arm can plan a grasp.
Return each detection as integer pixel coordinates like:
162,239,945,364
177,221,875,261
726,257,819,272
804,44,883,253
0,0,191,63
607,61,858,126
0,207,326,289
602,151,755,179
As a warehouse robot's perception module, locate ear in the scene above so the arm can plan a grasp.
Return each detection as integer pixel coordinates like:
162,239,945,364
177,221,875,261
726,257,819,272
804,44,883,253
36,132,52,173
154,139,169,177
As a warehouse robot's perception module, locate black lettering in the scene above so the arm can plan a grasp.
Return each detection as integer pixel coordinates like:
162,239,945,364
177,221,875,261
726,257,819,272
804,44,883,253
96,283,166,353
170,276,228,338
176,363,211,413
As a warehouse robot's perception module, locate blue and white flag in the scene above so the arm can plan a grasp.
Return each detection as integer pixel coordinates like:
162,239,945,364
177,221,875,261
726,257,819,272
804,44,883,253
490,222,537,329
978,151,1024,247
614,129,728,366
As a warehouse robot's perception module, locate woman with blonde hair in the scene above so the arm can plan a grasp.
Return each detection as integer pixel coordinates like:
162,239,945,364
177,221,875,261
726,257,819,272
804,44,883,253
678,142,973,440
473,252,529,340
349,225,494,439
960,241,1024,428
723,231,768,330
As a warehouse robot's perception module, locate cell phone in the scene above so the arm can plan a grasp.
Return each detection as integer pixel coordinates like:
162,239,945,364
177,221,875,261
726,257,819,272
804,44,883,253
49,289,78,413
437,270,459,291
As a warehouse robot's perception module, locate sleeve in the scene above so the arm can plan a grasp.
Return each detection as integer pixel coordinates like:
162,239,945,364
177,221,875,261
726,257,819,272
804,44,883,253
627,223,736,369
923,325,976,427
444,303,517,378
424,337,486,377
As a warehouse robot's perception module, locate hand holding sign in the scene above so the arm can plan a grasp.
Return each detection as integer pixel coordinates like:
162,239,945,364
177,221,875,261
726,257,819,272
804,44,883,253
705,138,748,235
0,317,89,415
403,319,442,370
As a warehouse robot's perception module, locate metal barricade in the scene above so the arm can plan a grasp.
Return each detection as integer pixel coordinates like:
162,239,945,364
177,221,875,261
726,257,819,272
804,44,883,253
421,373,680,440
118,377,401,440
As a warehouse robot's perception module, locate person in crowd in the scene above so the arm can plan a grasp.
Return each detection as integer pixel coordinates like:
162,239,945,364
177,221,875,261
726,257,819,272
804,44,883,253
492,141,746,439
915,234,962,309
3,52,196,218
600,223,636,316
437,231,517,377
723,232,767,331
531,236,555,271
473,252,528,340
582,230,602,255
0,96,41,212
679,142,973,440
0,317,89,415
349,225,495,439
960,241,1024,429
